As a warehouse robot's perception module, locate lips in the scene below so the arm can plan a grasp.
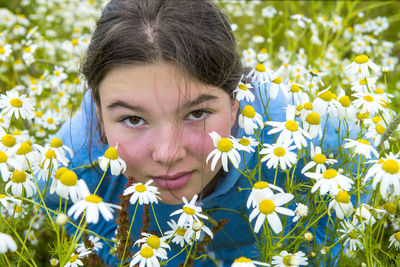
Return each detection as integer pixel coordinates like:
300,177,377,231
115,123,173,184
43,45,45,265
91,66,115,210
151,171,194,190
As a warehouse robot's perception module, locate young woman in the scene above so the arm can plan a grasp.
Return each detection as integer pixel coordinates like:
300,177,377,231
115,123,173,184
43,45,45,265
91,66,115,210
46,0,339,265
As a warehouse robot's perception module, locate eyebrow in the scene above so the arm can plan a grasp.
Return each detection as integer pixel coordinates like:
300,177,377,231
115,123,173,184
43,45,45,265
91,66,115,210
106,93,219,112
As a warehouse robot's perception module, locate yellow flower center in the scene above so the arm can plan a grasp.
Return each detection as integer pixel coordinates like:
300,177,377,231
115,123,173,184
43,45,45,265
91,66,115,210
15,205,22,213
363,95,374,102
60,170,78,186
357,112,369,121
135,184,147,193
259,199,275,214
11,170,27,183
319,90,333,102
359,79,367,86
306,112,321,125
1,134,16,147
314,154,327,164
239,138,250,146
234,257,252,263
177,228,187,236
23,46,31,53
47,118,54,124
285,120,298,132
16,142,33,155
0,194,5,199
35,111,43,117
335,191,350,203
254,181,269,189
339,96,351,107
183,206,196,215
0,46,5,54
147,235,161,249
140,247,154,258
0,151,8,163
50,138,63,148
10,98,23,108
382,159,399,174
45,149,56,159
85,194,103,203
290,84,300,92
376,125,385,135
104,147,118,160
242,105,256,118
304,102,313,110
217,138,233,152
272,76,282,84
55,167,68,180
296,104,303,111
383,202,396,214
372,116,382,124
71,38,79,46
322,169,337,179
69,254,79,263
355,55,369,64
260,48,267,53
274,147,286,157
238,84,248,91
374,88,384,94
357,139,370,145
255,64,266,72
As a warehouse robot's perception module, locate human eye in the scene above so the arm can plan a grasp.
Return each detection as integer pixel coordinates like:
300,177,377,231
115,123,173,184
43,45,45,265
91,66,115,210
186,109,210,121
121,116,146,128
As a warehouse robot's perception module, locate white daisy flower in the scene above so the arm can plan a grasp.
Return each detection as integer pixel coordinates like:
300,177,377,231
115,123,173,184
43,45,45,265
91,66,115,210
388,232,400,250
265,105,310,149
33,144,70,181
170,194,208,227
0,193,22,210
206,131,241,172
67,180,121,224
307,67,327,86
343,138,379,159
76,235,103,253
185,219,213,242
123,179,160,205
352,91,385,115
0,89,34,120
301,143,337,174
271,250,308,266
164,220,191,247
98,145,126,176
328,191,354,220
312,87,340,116
345,54,380,77
336,89,356,122
339,219,364,252
247,63,272,85
353,204,376,226
0,233,17,253
0,128,17,152
49,138,74,162
305,169,354,196
247,181,284,209
292,203,309,222
8,141,40,170
233,136,259,153
129,245,163,267
233,82,255,102
134,233,170,259
55,170,85,203
49,258,59,266
232,256,270,266
0,150,11,181
0,44,12,61
5,170,37,197
64,249,92,267
249,192,295,234
268,66,287,99
350,77,378,94
238,105,264,135
302,111,322,139
260,140,297,171
364,153,400,197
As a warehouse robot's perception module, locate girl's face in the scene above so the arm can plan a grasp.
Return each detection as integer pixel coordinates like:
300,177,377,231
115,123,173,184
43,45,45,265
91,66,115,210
98,62,238,204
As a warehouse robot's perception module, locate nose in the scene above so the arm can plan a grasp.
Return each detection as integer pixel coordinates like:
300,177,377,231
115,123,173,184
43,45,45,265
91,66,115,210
152,124,186,165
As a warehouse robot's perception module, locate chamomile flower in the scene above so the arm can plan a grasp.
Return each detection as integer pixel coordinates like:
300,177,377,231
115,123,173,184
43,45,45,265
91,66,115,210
164,220,191,247
64,249,92,267
0,89,34,120
345,55,380,77
232,257,270,267
185,220,213,242
302,112,322,139
67,180,121,224
0,150,11,181
312,87,340,116
301,143,337,174
206,131,241,172
170,194,208,227
0,194,22,210
234,136,259,153
98,145,126,176
292,203,309,222
388,232,400,250
5,170,37,197
260,140,297,171
328,191,354,220
33,144,70,181
238,105,264,135
49,258,59,266
249,193,295,234
0,44,12,61
55,170,84,203
123,179,160,205
129,245,163,267
353,204,376,226
0,233,17,253
271,250,308,266
233,82,255,102
248,63,271,85
305,169,354,196
265,105,310,149
0,128,17,152
49,138,74,162
352,91,385,115
336,89,356,121
247,181,284,209
8,141,40,170
364,153,400,197
135,233,170,260
76,235,103,253
339,220,364,252
268,66,287,99
343,138,379,159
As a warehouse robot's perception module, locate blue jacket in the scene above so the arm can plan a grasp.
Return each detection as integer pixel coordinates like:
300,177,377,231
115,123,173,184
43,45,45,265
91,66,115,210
43,81,341,266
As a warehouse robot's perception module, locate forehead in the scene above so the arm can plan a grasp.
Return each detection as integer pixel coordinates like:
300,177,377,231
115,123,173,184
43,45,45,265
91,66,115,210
98,62,229,108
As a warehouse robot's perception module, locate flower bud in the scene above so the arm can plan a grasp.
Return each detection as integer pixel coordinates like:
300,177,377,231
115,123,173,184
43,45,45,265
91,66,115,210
55,213,68,226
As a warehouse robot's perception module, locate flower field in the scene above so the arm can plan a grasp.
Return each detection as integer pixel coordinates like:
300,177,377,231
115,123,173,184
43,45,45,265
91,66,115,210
0,1,400,266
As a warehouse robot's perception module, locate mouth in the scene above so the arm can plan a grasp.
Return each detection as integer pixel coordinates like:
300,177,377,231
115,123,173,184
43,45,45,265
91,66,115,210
151,171,194,190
